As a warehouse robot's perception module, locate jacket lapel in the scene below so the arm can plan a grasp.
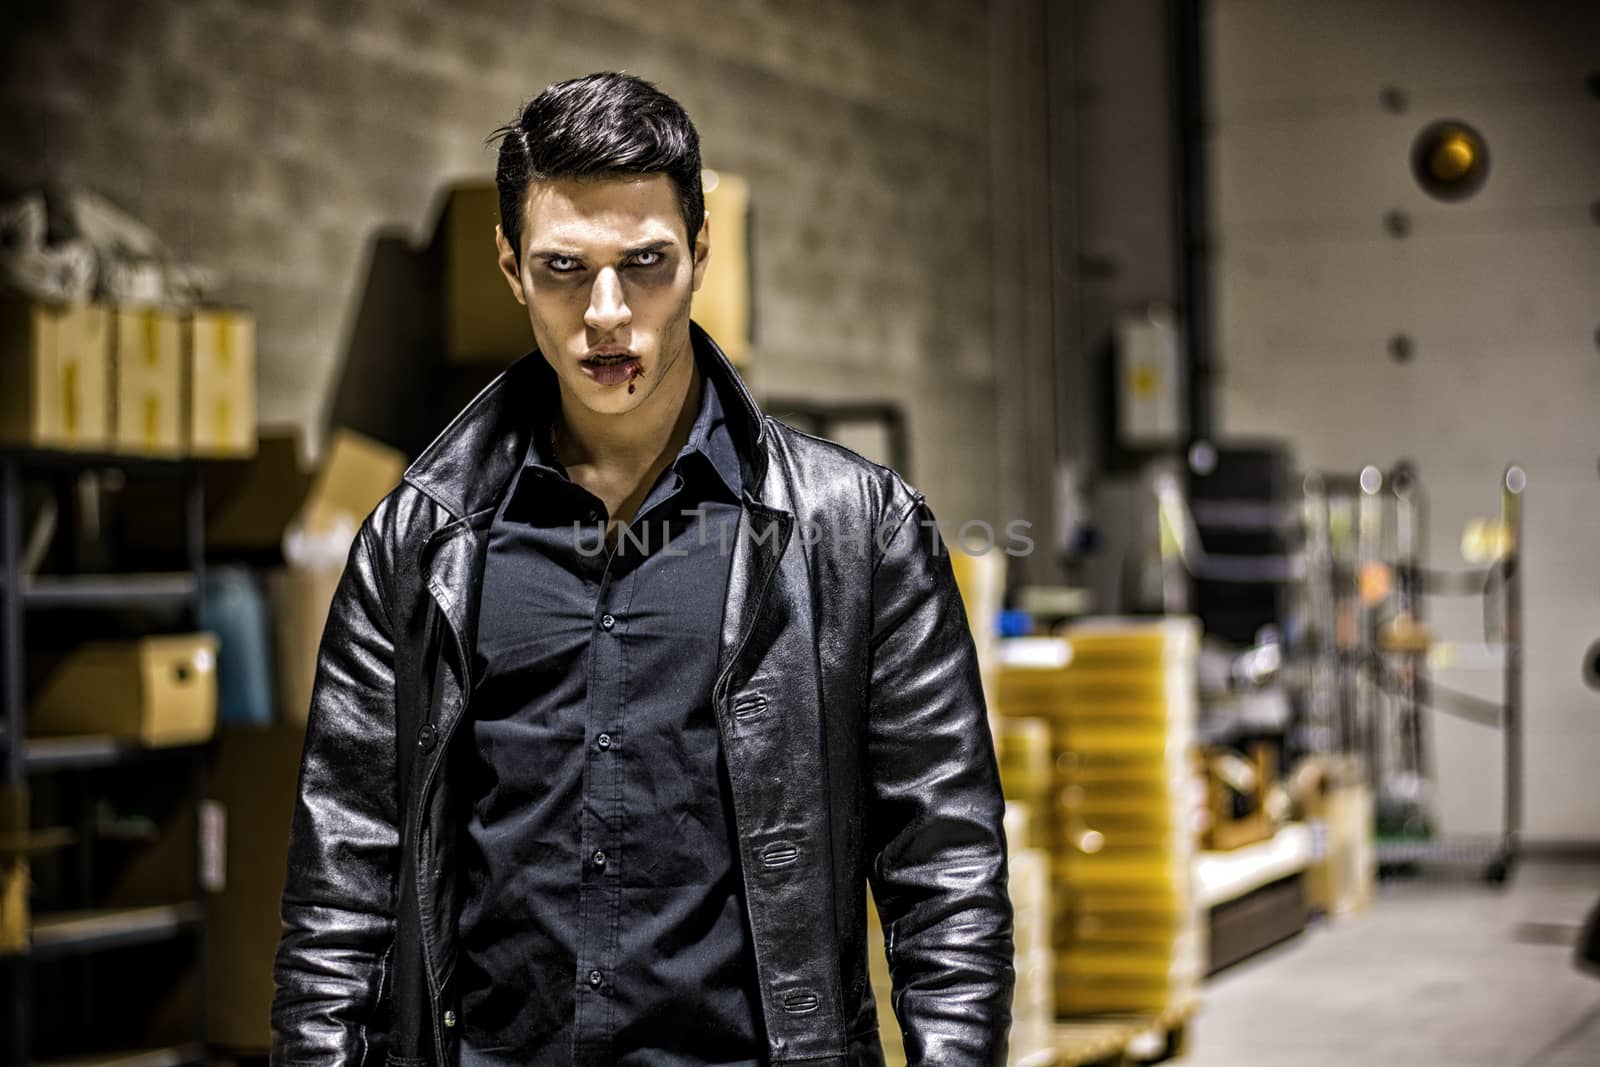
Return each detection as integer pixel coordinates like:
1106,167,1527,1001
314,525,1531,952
421,513,490,702
712,498,791,706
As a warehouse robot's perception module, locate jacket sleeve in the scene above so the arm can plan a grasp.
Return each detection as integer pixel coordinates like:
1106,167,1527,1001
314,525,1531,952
864,485,1015,1066
271,514,401,1065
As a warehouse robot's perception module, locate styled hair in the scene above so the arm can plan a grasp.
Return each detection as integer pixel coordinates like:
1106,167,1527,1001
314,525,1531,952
486,71,704,266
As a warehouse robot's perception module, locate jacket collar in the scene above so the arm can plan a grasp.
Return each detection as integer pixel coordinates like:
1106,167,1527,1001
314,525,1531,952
403,321,769,520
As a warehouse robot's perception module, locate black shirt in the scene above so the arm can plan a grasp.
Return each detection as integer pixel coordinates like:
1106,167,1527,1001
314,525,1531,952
456,363,766,1066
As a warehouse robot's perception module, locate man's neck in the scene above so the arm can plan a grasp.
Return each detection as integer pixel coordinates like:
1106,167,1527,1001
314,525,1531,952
550,342,702,524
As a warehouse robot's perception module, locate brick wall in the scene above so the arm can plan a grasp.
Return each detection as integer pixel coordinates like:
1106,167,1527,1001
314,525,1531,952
0,0,1001,525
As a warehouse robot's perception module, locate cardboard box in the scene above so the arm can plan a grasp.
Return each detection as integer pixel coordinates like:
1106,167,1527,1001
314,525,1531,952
29,633,218,746
0,787,28,954
948,545,1005,661
268,563,343,725
1296,757,1375,916
195,430,315,555
0,856,24,954
129,426,404,561
1204,743,1277,851
695,169,752,367
186,308,257,456
205,722,307,1051
267,428,407,724
0,298,111,450
442,183,532,365
301,429,408,540
112,305,184,454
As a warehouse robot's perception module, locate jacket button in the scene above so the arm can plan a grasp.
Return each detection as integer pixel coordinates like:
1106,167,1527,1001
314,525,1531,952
443,1009,457,1028
600,613,616,631
418,724,438,751
592,849,607,868
596,733,612,751
588,969,604,988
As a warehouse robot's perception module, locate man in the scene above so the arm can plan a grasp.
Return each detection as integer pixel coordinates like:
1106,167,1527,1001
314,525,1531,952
271,71,1013,1066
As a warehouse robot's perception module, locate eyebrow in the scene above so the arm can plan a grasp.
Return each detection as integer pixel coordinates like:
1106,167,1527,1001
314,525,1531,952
530,239,675,260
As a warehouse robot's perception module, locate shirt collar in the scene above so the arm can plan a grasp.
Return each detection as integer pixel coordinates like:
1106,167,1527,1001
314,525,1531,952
679,364,744,502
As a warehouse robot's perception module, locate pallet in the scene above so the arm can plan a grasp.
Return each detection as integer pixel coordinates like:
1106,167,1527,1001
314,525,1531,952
1053,999,1197,1066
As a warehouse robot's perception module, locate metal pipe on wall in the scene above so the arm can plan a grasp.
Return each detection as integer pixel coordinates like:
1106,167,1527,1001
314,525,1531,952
1169,0,1215,447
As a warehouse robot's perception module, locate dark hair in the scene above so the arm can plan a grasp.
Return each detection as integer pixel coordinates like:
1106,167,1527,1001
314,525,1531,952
486,72,704,267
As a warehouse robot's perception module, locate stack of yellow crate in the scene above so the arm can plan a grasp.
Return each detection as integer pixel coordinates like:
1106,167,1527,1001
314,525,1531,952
947,544,1006,741
997,716,1056,1064
867,862,1053,1067
865,887,904,1066
997,617,1204,1021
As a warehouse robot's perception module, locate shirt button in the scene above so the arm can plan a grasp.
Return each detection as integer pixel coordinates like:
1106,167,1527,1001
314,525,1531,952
600,613,616,631
592,849,607,868
596,733,612,751
588,969,604,988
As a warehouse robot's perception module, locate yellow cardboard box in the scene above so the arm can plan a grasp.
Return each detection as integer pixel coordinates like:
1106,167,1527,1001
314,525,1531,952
205,722,308,1049
695,169,753,367
112,306,183,454
442,183,531,366
270,428,406,725
29,633,218,746
186,308,256,456
0,298,111,450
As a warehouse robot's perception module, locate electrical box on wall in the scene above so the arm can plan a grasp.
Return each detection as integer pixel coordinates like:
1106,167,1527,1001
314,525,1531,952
1115,304,1182,449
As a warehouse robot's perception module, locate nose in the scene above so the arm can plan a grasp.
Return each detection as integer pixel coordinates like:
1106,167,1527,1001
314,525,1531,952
584,267,631,333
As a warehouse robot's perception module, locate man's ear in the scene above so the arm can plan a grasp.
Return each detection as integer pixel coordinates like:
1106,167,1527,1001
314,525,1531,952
495,224,527,306
690,211,712,294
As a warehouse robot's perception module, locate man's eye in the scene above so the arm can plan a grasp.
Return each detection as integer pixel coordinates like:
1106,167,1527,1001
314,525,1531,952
631,251,663,268
548,256,581,273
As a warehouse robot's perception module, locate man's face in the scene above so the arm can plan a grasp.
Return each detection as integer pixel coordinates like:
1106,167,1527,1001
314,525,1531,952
496,174,710,418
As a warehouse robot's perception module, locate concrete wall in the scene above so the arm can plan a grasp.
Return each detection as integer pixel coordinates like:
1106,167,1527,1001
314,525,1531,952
1045,0,1185,608
0,0,1003,527
988,0,1180,592
1208,0,1600,839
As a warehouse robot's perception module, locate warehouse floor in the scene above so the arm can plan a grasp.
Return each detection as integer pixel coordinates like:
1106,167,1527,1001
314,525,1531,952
1179,861,1600,1066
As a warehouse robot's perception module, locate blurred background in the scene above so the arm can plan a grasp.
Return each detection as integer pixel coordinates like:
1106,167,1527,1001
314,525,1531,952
0,0,1596,1064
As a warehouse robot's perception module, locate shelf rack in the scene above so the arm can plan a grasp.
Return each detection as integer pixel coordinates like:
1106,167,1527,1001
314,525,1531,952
1,448,210,1067
1304,463,1525,883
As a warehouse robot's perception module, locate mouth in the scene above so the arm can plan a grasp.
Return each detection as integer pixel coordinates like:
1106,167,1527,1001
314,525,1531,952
580,348,643,387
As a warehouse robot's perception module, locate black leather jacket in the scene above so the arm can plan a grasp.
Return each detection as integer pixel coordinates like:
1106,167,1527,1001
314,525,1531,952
270,324,1014,1066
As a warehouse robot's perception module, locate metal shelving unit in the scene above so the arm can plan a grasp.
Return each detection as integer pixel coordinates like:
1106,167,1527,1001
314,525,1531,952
1303,463,1525,883
0,449,210,1067
30,904,205,961
18,573,201,611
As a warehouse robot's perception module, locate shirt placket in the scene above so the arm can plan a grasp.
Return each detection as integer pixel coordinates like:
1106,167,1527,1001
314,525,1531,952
573,523,625,1064
572,467,700,1064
